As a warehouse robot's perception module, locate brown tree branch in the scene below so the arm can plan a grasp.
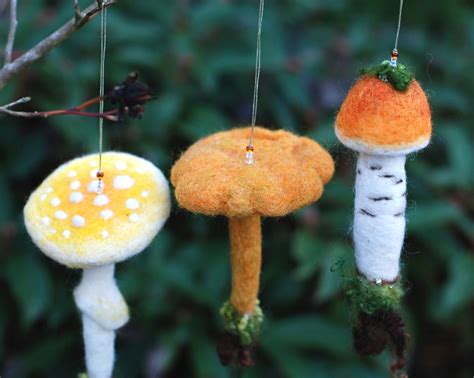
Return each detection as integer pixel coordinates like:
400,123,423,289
4,0,17,66
0,72,155,122
0,0,9,14
0,0,116,90
74,0,82,23
0,96,119,121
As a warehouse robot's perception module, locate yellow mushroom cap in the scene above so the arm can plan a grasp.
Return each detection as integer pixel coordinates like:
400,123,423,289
24,152,170,268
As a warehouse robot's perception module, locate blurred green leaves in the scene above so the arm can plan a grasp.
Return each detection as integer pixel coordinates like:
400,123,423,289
0,0,473,377
2,253,52,328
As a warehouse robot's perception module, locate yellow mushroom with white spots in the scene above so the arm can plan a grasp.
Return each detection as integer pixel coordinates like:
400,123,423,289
24,152,170,378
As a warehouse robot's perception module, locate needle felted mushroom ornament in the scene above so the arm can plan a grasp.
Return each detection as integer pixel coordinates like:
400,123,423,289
171,126,334,366
24,152,170,378
334,56,431,371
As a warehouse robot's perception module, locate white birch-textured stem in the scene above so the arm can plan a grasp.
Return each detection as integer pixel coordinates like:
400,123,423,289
74,264,129,378
353,153,407,282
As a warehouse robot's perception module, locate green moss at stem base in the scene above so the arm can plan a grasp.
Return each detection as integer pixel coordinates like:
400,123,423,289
220,300,264,346
344,273,404,316
360,60,414,91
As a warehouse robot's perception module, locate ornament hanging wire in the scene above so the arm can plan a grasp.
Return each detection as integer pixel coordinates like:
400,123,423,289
390,0,404,67
96,0,108,193
245,0,265,165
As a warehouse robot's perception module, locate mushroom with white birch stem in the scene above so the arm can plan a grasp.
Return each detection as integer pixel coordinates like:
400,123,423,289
24,152,170,378
171,126,334,366
334,59,432,372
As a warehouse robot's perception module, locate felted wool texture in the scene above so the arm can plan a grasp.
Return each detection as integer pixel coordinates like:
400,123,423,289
229,215,262,315
82,314,116,378
335,76,432,155
24,152,171,268
221,300,264,346
344,273,403,316
74,264,129,330
171,127,334,218
354,154,407,282
360,61,414,92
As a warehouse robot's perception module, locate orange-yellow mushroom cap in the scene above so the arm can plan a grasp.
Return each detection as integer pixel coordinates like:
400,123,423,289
171,127,334,217
24,152,170,268
335,76,432,155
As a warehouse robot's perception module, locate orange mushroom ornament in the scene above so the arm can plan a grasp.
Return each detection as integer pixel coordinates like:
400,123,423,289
334,57,432,372
171,126,334,366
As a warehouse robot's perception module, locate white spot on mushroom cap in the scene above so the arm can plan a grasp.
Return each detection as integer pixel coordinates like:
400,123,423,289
93,194,110,207
72,215,85,228
50,198,61,207
89,160,98,167
88,180,104,193
141,191,149,198
125,198,140,210
90,169,99,178
101,230,109,239
40,194,47,201
69,192,84,203
54,210,68,220
114,175,135,190
129,213,140,222
70,180,81,190
115,160,127,170
46,188,53,193
42,217,51,226
100,209,114,220
63,230,71,238
67,170,77,177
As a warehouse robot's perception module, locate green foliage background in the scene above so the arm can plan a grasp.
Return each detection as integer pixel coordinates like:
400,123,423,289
0,0,473,377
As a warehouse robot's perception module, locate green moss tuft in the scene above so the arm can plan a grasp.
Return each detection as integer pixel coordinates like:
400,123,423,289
220,300,264,346
344,274,403,315
360,60,414,91
332,259,404,316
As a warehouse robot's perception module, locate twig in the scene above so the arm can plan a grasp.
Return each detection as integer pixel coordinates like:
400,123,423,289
1,96,30,108
0,96,119,121
0,0,9,14
4,0,18,66
0,72,154,122
73,0,82,23
0,0,116,90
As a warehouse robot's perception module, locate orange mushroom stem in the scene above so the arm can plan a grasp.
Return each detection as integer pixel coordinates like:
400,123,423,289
229,215,262,315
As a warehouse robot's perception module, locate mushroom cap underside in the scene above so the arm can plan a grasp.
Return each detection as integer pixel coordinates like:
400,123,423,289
24,152,170,268
171,127,334,217
335,76,432,155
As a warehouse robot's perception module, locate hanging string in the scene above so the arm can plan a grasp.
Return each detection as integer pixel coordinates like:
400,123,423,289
96,1,108,192
390,0,404,67
245,0,265,165
394,0,404,51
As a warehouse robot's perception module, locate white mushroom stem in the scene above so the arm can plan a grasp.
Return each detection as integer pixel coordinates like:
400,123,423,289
353,153,407,282
81,314,115,378
73,264,129,378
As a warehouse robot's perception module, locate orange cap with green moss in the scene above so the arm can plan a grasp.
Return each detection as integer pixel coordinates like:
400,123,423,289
335,76,432,155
